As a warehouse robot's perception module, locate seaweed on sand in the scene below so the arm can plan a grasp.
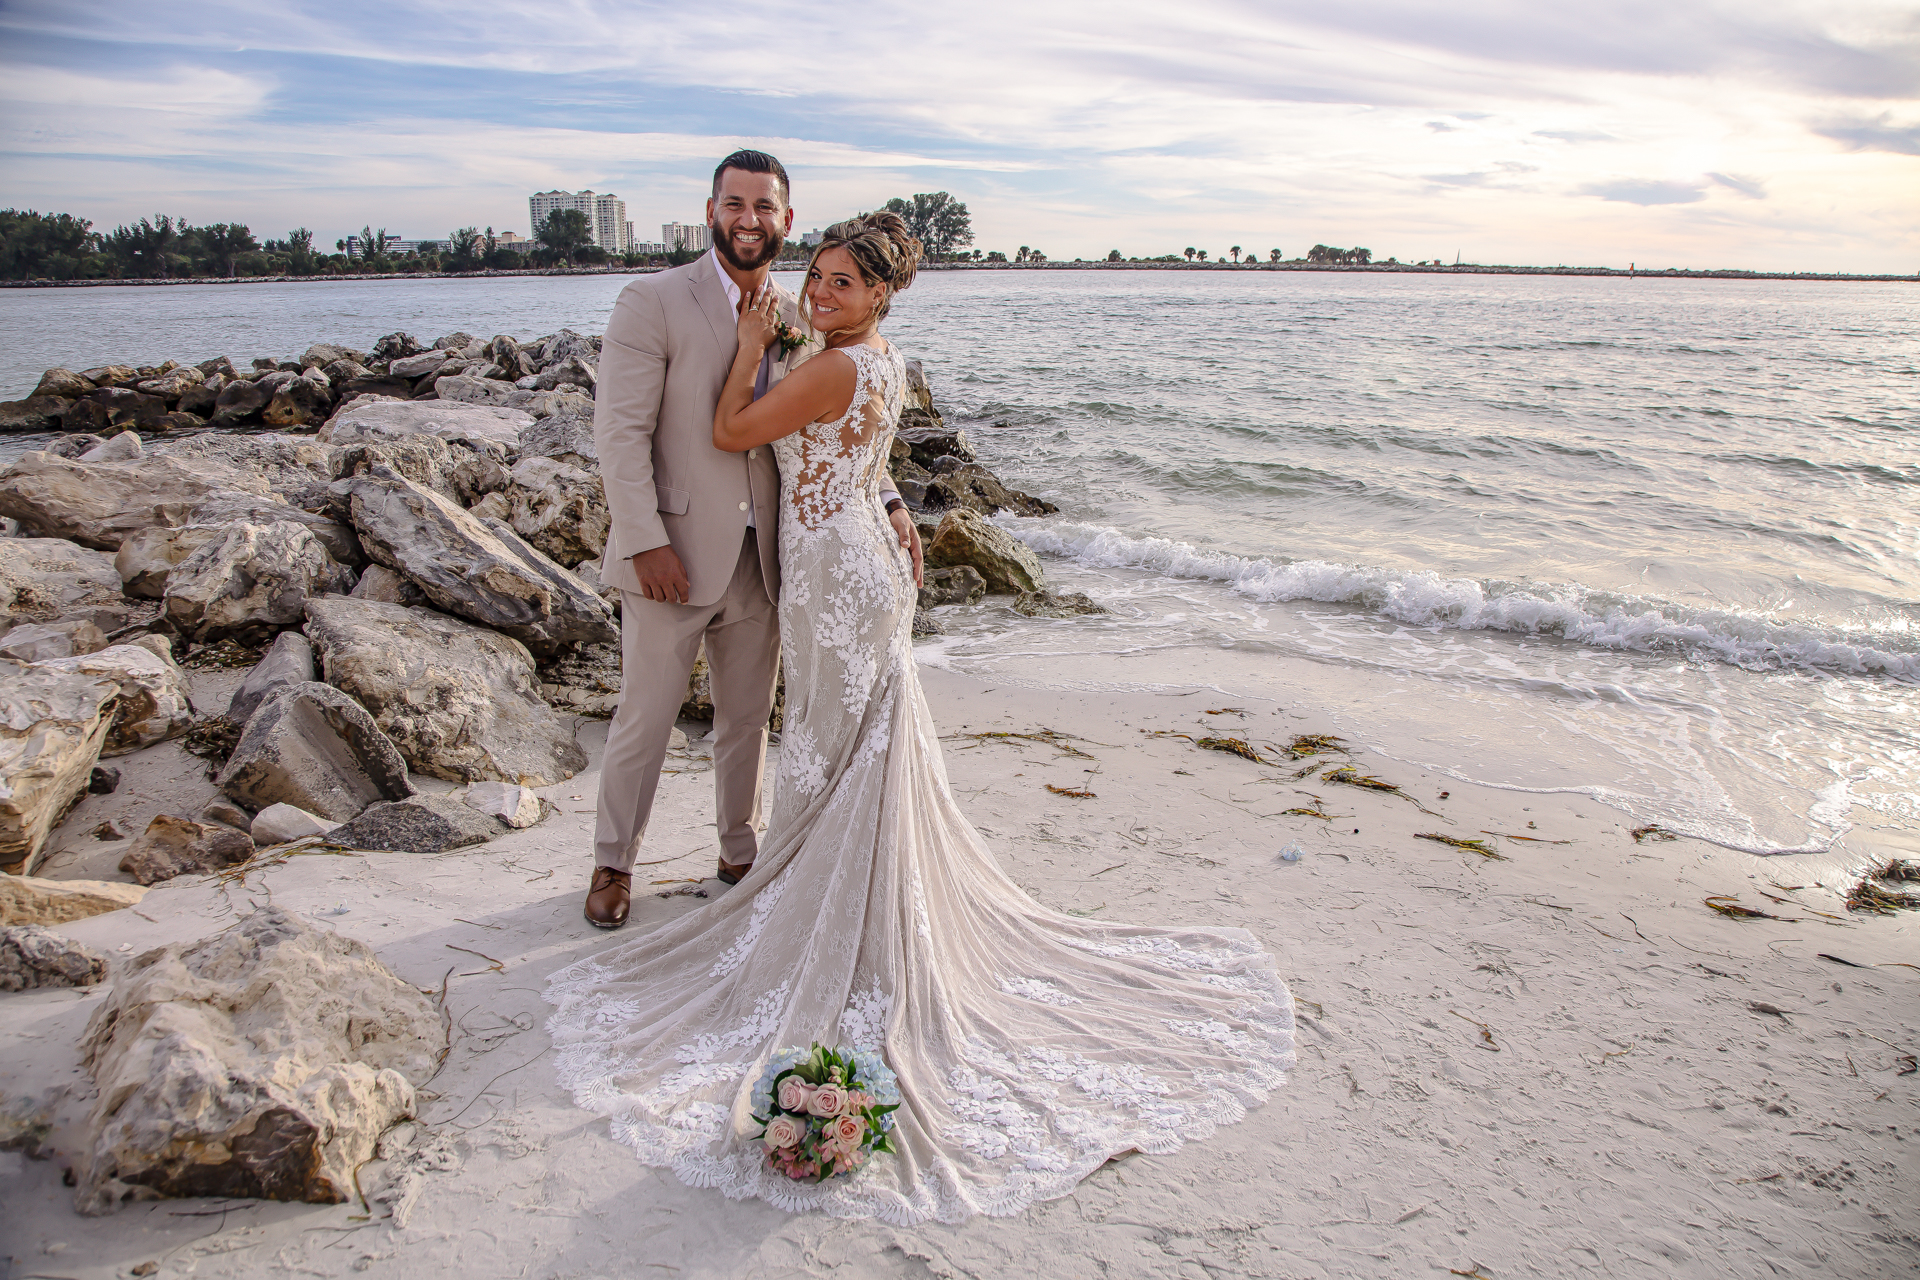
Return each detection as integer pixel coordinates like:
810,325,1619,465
948,728,1095,760
1845,874,1920,915
1631,825,1680,843
1195,736,1268,764
1282,734,1347,759
1046,784,1097,799
1323,765,1398,792
1417,832,1507,860
1705,895,1797,922
1283,795,1338,820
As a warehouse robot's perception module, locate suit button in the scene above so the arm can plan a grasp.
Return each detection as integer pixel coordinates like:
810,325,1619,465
738,502,748,511
749,449,760,459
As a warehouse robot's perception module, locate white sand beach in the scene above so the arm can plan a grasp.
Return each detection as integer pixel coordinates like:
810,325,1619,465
3,659,1915,1279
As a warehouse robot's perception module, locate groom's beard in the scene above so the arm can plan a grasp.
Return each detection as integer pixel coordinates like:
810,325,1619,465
711,221,784,272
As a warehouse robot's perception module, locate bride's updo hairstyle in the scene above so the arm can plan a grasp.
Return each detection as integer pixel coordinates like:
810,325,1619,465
802,211,923,326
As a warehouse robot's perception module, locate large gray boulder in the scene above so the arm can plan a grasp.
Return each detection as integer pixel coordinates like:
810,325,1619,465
517,408,596,469
33,367,96,399
922,463,1058,517
0,395,73,433
0,660,119,875
36,643,194,756
338,466,616,656
0,925,109,991
162,521,356,644
0,619,110,663
117,493,360,600
152,435,339,511
0,453,254,551
481,456,609,568
0,539,127,628
74,907,442,1215
226,630,315,724
387,348,453,380
321,397,531,448
215,681,413,821
924,508,1044,594
327,794,505,854
304,595,588,785
117,813,255,886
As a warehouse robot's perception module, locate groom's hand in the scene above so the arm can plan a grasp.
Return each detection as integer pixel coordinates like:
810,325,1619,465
631,545,691,604
889,508,924,588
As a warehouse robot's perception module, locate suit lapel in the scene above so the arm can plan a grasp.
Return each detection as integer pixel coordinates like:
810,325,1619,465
687,253,737,361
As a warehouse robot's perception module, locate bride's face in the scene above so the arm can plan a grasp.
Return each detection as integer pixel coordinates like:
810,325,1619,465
806,246,886,335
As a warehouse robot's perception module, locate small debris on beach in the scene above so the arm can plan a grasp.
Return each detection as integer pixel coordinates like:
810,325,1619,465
1631,824,1680,843
1323,765,1398,792
1483,829,1573,845
1290,761,1327,779
1845,873,1920,914
1282,795,1338,820
1194,736,1267,763
1282,733,1347,759
183,638,263,670
1449,1009,1500,1051
1203,707,1246,716
1748,1002,1790,1019
1705,895,1797,922
1417,832,1507,860
954,728,1096,759
1046,784,1096,799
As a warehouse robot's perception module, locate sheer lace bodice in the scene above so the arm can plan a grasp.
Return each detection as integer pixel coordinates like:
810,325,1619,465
546,340,1293,1224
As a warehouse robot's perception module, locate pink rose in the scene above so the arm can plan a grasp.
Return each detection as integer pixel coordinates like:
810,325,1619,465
762,1115,804,1150
776,1076,814,1113
828,1114,864,1147
807,1083,848,1116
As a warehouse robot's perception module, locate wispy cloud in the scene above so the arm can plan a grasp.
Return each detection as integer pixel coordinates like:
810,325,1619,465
0,0,1914,269
1813,112,1920,155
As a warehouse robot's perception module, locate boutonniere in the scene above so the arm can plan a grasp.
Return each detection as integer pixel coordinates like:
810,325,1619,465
773,319,815,359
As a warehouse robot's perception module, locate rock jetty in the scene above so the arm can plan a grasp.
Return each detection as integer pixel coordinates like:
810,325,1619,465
0,326,1068,874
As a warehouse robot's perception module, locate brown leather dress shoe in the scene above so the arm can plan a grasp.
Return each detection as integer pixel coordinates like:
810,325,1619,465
584,866,631,929
716,857,753,885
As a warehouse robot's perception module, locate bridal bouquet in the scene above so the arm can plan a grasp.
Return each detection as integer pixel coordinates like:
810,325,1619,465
750,1043,899,1181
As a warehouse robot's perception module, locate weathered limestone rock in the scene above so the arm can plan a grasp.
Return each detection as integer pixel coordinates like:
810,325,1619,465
0,619,110,663
65,388,170,435
339,467,617,656
918,565,987,608
74,907,442,1215
0,660,119,874
153,437,340,514
114,524,218,598
508,389,592,419
208,376,271,426
923,463,1058,517
372,332,424,362
162,522,355,644
215,681,413,821
462,781,544,829
304,595,588,785
78,430,143,463
117,814,255,886
911,609,944,637
262,376,334,428
300,342,367,370
1012,589,1110,618
497,456,609,567
90,763,121,793
517,408,596,469
387,349,449,380
201,798,252,830
1,925,109,991
328,794,505,854
0,395,73,432
0,453,245,550
176,373,225,417
0,875,147,926
896,420,975,469
249,803,339,846
0,539,126,627
925,508,1044,594
227,630,315,724
347,564,427,607
530,354,596,392
42,433,105,460
320,397,531,449
431,373,514,408
117,494,358,600
134,366,204,401
530,328,599,371
34,368,96,399
77,364,138,388
37,644,194,756
537,640,622,716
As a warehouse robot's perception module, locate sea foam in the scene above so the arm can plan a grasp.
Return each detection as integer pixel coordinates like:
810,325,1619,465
998,517,1920,680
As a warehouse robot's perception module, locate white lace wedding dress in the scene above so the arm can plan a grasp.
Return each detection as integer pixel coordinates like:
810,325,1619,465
545,341,1294,1224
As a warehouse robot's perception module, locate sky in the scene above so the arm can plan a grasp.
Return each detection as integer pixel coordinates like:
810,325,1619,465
1,0,1916,272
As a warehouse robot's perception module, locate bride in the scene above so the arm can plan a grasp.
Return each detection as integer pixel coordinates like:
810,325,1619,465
544,212,1293,1224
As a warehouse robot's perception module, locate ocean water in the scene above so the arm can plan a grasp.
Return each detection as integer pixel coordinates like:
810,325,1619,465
3,271,1915,861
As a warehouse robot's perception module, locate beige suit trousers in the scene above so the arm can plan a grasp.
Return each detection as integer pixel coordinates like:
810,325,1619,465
594,530,781,872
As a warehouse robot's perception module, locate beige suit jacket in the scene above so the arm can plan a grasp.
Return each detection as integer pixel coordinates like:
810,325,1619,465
594,254,799,607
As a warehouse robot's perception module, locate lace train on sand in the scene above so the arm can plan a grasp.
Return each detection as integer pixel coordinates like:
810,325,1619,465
545,341,1294,1224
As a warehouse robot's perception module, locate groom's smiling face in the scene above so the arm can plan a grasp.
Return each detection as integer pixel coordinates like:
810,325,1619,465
707,169,792,273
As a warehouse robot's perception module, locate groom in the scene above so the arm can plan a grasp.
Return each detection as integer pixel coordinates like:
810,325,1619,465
585,150,920,929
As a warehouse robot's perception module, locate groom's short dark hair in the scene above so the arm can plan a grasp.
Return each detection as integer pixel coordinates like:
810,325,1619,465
713,150,790,204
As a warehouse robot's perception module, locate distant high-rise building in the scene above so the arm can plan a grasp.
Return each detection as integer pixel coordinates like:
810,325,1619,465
529,189,631,252
800,229,824,247
664,222,711,252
